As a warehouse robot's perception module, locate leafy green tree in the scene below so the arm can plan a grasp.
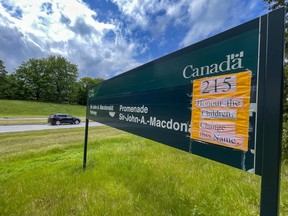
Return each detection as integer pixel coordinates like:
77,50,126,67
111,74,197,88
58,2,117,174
14,58,45,100
13,55,79,103
77,77,104,105
0,59,7,76
0,60,8,99
264,0,288,10
4,74,21,100
41,56,79,103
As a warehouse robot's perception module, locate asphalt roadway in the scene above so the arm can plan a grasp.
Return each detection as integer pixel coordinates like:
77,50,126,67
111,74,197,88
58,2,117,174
0,122,103,133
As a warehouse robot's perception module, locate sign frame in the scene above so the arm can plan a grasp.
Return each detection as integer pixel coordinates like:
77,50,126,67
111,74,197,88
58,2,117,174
85,21,261,172
83,8,285,215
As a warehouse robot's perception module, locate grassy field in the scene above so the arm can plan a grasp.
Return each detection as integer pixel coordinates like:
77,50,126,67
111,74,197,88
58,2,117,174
0,100,86,125
0,100,86,118
0,99,287,215
0,126,287,215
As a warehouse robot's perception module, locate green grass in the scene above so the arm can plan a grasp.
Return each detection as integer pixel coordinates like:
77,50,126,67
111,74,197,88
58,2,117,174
0,118,47,125
0,100,287,215
0,100,86,117
0,127,287,215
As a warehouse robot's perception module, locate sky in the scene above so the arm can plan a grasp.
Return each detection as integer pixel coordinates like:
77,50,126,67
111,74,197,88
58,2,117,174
0,0,269,79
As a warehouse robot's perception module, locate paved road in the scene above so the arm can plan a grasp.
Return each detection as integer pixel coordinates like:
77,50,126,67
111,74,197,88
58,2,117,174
0,122,103,133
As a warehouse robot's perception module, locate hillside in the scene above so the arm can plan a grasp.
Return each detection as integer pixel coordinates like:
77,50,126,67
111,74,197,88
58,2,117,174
0,100,86,117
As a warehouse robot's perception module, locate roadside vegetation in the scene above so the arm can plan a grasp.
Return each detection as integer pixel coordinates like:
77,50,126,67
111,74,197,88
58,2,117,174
0,100,287,215
0,100,86,118
0,1,287,215
0,126,287,215
0,100,86,125
0,57,103,105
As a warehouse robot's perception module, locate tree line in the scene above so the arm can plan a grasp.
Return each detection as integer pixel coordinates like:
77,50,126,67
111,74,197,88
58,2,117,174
0,56,103,105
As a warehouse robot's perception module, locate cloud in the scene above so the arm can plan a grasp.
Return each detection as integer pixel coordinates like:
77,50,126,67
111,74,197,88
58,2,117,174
113,0,267,47
0,0,141,78
179,0,267,47
0,0,267,79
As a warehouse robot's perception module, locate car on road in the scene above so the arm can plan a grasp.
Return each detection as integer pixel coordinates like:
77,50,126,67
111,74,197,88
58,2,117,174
48,114,81,125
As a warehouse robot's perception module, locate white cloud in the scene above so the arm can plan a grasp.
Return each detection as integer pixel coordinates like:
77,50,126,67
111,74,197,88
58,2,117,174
179,0,267,47
111,0,267,47
0,0,267,78
0,0,141,78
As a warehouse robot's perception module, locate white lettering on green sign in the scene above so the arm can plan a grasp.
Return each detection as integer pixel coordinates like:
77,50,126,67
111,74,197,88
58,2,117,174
183,52,244,79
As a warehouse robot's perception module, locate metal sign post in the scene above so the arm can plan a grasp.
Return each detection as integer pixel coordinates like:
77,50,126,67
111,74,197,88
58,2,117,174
259,8,285,216
83,118,89,169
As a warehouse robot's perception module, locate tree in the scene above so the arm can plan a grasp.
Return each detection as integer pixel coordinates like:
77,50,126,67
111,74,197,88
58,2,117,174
0,59,7,76
264,0,288,10
13,55,79,103
14,58,46,100
77,77,104,105
0,60,8,99
4,74,21,100
42,56,79,103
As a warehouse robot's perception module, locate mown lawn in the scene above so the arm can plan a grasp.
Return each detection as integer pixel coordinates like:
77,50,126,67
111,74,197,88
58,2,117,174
0,126,287,215
0,100,86,117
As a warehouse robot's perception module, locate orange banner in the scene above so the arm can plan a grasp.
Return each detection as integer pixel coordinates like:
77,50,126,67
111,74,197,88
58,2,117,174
190,71,251,151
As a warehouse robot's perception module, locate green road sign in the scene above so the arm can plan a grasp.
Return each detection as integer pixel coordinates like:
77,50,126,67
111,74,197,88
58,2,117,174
85,8,285,216
87,17,260,173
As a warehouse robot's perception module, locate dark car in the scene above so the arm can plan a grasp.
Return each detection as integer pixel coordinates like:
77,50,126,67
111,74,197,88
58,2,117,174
48,114,81,125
